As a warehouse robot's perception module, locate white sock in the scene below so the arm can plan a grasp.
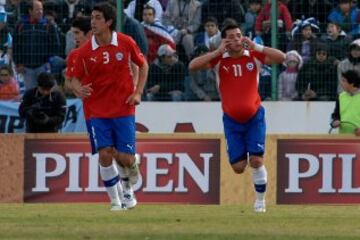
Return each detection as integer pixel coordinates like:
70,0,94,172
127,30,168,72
116,162,129,180
99,163,121,205
252,165,268,201
115,154,139,180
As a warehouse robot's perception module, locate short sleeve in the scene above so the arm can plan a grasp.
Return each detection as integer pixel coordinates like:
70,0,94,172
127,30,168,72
72,49,86,80
65,49,77,79
209,54,222,68
128,37,146,67
251,50,266,64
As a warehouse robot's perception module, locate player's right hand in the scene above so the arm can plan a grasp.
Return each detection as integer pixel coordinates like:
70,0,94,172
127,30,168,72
73,83,93,99
217,39,231,55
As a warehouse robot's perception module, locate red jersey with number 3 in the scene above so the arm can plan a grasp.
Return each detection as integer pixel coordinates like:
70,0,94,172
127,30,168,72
210,50,266,123
73,32,145,118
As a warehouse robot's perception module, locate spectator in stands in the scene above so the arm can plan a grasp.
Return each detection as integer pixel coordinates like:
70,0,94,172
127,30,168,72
322,21,351,66
162,0,201,61
0,65,19,101
243,0,262,38
287,17,320,63
0,6,12,66
201,0,245,29
255,0,293,51
194,17,220,50
286,0,333,32
142,5,176,63
13,0,61,90
64,2,92,55
296,44,338,101
189,45,219,101
146,44,185,101
208,18,238,51
125,0,163,22
328,0,360,38
331,69,360,136
123,11,149,55
19,72,66,133
337,39,360,92
55,0,92,33
5,0,28,30
278,50,303,101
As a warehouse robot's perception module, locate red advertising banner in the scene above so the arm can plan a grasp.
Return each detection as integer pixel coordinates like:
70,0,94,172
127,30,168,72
277,139,360,204
24,138,220,204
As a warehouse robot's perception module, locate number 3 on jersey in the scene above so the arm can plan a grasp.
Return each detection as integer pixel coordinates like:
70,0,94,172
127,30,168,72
232,64,242,77
103,51,110,64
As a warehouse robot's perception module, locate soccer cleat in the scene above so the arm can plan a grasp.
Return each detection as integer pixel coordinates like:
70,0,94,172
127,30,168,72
254,199,266,213
121,180,137,209
128,156,140,185
110,202,127,211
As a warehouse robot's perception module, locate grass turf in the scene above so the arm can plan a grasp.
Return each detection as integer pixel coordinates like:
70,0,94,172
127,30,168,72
0,204,359,240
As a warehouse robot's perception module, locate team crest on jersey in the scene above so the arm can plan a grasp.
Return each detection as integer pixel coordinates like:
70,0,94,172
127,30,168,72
246,62,254,71
116,52,124,61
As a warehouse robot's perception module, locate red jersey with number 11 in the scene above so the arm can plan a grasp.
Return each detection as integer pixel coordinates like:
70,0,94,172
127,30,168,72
210,50,266,123
73,32,145,118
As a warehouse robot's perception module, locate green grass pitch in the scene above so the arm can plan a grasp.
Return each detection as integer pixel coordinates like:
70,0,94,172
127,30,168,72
1,204,360,240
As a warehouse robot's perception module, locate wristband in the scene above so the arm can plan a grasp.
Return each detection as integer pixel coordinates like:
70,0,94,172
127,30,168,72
254,44,264,52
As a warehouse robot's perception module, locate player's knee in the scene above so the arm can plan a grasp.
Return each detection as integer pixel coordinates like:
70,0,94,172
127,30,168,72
116,152,135,167
249,155,264,168
231,160,247,174
98,147,113,166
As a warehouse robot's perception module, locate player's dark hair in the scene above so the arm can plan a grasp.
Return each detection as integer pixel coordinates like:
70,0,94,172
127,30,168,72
92,2,116,31
143,4,156,15
342,70,360,88
72,16,91,34
221,22,241,39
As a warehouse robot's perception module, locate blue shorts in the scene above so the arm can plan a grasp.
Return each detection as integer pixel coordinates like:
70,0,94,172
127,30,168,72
223,106,266,164
86,120,97,155
89,116,136,155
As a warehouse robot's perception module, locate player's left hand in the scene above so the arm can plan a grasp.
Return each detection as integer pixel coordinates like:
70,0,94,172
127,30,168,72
126,92,141,105
240,37,255,50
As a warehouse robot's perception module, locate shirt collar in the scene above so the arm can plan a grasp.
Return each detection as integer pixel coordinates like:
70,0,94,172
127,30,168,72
91,31,118,50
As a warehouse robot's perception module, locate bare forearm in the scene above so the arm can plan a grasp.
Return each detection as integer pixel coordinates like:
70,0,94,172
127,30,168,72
262,47,286,65
189,49,221,71
136,62,149,94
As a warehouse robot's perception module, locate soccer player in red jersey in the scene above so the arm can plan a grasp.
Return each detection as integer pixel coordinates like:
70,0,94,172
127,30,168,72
189,22,285,213
65,16,92,91
71,2,149,211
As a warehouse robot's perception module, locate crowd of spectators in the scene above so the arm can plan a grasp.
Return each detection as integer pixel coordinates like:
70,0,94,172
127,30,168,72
0,0,359,105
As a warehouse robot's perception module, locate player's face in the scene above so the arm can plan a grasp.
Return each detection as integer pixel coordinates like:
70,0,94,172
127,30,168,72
91,10,111,35
71,27,87,47
225,28,243,52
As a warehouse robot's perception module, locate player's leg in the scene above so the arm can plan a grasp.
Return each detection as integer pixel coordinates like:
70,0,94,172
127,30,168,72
222,113,248,173
247,106,267,213
91,118,125,211
111,116,139,184
112,116,139,208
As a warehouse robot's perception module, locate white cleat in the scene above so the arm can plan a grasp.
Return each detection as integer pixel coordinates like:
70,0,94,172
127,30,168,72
254,200,266,213
121,181,137,209
128,156,140,185
110,203,127,211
